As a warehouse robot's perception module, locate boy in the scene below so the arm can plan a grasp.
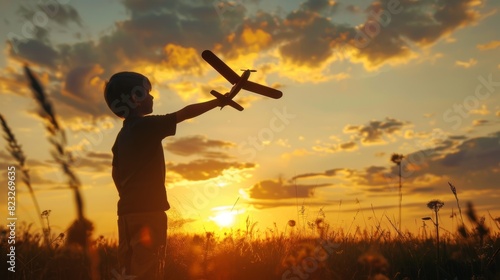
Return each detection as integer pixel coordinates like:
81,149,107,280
104,71,229,279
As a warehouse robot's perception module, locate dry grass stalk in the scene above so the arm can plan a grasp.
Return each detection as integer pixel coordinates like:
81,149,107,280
24,65,85,223
0,114,49,246
24,65,98,279
448,182,465,229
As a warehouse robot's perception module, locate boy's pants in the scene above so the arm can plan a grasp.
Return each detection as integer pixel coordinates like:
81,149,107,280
118,211,167,280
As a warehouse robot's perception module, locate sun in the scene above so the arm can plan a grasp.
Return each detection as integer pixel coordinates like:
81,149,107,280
210,211,236,228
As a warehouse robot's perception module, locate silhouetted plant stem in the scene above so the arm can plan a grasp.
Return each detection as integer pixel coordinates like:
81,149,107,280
449,182,465,230
434,205,440,262
0,114,49,246
427,199,444,279
24,65,98,279
390,153,404,232
24,65,85,222
398,163,402,231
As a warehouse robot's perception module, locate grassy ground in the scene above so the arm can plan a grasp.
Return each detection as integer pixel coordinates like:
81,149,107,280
1,220,499,280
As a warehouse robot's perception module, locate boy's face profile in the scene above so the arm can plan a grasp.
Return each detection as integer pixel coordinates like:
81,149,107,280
131,81,154,117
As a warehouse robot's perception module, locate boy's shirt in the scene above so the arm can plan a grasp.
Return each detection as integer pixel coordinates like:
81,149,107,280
112,114,177,215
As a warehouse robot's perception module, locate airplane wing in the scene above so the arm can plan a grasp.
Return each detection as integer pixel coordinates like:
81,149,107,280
243,81,283,99
202,49,283,99
202,50,239,84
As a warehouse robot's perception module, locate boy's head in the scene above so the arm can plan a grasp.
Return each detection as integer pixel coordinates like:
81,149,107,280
104,72,153,118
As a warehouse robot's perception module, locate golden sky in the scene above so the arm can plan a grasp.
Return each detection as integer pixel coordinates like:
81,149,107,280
0,0,499,238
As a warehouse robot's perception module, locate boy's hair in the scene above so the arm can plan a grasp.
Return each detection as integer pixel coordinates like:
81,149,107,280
104,72,151,118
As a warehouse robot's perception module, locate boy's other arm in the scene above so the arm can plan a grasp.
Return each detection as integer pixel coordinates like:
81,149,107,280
175,99,222,123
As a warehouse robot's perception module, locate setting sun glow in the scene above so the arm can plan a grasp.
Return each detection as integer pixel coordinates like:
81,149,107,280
210,211,237,228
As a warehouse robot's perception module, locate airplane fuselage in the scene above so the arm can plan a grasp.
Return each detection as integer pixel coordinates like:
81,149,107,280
227,70,251,99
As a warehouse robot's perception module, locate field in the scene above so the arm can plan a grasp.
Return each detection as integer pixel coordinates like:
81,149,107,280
1,63,499,280
1,214,499,280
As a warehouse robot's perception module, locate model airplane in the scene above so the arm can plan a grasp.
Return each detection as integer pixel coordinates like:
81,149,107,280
202,50,283,111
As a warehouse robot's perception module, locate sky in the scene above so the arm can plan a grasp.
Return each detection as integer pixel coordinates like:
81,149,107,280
0,0,499,239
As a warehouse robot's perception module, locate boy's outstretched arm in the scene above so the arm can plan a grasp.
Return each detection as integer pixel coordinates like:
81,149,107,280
175,99,223,123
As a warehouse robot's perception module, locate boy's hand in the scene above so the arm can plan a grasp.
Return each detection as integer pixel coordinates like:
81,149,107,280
211,90,244,111
219,92,232,106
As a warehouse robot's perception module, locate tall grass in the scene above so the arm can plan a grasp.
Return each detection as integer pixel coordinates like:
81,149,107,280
24,66,86,225
0,114,49,246
1,210,499,280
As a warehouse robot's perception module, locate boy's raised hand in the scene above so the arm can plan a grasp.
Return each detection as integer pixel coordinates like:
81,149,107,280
211,90,244,111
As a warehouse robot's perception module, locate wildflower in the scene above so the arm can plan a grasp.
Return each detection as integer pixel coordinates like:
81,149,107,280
390,153,404,165
427,200,444,212
426,199,444,266
41,210,51,218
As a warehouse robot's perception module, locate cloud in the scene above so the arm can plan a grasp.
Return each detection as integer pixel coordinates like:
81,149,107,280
403,129,438,140
242,131,500,210
339,141,358,151
437,132,499,170
245,178,329,200
469,104,490,115
69,151,112,173
455,58,477,68
292,132,499,199
162,44,204,74
348,165,394,191
12,0,484,73
477,40,500,51
345,4,361,14
472,119,489,127
278,9,347,67
391,131,500,193
164,135,235,158
344,117,410,145
17,3,83,27
2,0,486,121
167,159,254,181
9,39,59,68
85,151,112,160
8,3,84,67
300,0,338,14
291,168,344,181
313,140,359,154
61,64,109,116
350,0,482,70
312,118,411,156
0,67,30,97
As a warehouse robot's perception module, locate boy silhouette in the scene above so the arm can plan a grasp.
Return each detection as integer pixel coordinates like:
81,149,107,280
104,71,229,279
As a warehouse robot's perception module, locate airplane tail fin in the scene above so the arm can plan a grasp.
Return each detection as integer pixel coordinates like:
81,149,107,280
210,90,244,111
